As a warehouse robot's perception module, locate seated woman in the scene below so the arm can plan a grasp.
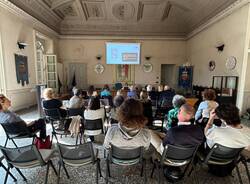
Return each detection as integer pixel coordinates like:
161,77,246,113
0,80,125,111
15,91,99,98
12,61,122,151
140,90,153,126
84,96,105,141
166,95,186,130
0,94,46,139
100,84,111,97
127,85,138,99
42,88,67,117
204,104,250,176
68,89,83,109
195,89,218,125
109,95,125,124
103,98,151,151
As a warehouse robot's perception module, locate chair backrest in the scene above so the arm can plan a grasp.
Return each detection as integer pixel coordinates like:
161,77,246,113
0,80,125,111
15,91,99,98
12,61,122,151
102,96,113,107
43,108,63,120
84,119,103,131
109,144,143,165
67,107,84,117
100,98,109,106
57,142,95,163
204,143,243,164
161,144,198,165
1,122,29,136
0,145,45,167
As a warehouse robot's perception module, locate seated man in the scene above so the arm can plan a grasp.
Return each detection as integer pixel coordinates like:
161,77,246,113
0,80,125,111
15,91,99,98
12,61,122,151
0,94,46,139
151,103,204,155
68,89,84,109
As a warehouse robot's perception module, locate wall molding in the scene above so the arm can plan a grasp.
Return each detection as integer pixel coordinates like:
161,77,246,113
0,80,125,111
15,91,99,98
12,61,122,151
0,0,59,38
187,0,250,40
6,88,35,94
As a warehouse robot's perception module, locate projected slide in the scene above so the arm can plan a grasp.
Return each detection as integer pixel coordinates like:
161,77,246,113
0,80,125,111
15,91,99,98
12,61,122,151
106,43,140,64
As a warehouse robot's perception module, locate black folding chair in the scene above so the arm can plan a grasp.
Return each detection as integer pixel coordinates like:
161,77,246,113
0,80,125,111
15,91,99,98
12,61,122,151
0,144,57,184
105,144,145,184
1,123,38,149
197,143,243,183
57,142,102,184
43,108,69,143
151,144,199,184
83,118,104,139
240,154,250,183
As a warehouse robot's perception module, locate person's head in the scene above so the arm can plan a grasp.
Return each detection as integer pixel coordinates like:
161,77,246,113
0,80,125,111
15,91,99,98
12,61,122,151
129,85,135,91
164,85,170,91
215,104,240,126
88,96,100,110
172,95,186,108
73,88,81,96
152,87,156,91
203,89,216,101
103,84,109,91
158,85,163,92
177,104,195,122
140,90,148,101
118,98,147,129
43,88,54,99
146,85,152,92
0,94,11,111
87,85,95,96
113,95,125,108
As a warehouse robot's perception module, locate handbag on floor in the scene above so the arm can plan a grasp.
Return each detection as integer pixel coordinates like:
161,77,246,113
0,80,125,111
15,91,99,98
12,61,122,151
34,135,52,149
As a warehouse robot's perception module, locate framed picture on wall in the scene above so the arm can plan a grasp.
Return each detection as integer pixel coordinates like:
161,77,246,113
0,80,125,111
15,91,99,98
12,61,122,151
15,54,29,86
114,64,135,83
178,66,193,88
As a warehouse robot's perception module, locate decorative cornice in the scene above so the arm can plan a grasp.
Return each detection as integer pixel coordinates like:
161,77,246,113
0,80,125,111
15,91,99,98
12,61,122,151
0,0,59,38
186,0,250,40
59,35,186,41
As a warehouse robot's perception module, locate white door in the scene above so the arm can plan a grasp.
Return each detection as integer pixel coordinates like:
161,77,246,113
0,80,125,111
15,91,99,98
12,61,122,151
44,55,58,91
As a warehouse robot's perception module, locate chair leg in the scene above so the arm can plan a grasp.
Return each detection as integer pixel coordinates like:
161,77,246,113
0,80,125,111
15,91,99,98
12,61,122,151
97,159,102,177
151,162,156,178
45,163,50,184
75,133,79,145
49,161,58,176
140,160,144,177
62,162,70,179
57,162,61,184
158,164,161,184
4,138,8,147
96,160,99,184
0,163,17,182
16,168,27,181
235,164,243,184
242,159,250,182
105,159,110,184
4,166,10,184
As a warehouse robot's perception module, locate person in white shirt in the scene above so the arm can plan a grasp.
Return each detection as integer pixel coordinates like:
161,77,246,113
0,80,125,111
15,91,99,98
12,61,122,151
205,104,250,150
84,96,105,141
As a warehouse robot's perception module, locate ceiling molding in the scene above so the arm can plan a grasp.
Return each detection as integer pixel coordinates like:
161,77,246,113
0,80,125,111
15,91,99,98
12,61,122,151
186,0,250,40
59,35,186,41
0,0,59,38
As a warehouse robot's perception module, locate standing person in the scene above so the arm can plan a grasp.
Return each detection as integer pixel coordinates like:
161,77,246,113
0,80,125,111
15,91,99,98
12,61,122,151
0,94,46,139
103,98,151,151
195,89,219,126
84,96,105,141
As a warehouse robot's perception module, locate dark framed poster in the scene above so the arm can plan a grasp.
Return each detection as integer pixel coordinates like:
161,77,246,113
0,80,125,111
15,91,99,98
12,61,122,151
178,66,193,88
15,54,29,86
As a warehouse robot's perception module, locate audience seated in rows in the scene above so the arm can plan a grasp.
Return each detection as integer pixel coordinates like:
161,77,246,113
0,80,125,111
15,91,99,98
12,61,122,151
0,94,46,139
68,88,84,109
140,90,153,126
103,98,151,151
195,89,218,123
166,95,186,130
151,104,204,155
147,85,158,101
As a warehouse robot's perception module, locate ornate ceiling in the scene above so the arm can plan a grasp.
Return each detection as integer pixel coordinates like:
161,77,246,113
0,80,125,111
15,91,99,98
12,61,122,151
9,0,238,37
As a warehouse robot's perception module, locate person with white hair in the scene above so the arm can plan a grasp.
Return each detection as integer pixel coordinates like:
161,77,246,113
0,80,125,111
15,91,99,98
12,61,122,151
166,95,186,130
68,89,83,109
146,85,152,92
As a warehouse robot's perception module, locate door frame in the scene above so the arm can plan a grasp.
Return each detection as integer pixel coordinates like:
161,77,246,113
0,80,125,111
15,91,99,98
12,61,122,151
0,33,6,94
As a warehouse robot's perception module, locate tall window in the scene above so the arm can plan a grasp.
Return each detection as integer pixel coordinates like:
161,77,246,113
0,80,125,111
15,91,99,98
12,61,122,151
35,40,45,84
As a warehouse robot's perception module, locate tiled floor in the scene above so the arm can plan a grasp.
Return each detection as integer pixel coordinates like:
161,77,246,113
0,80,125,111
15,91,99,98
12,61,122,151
0,107,249,184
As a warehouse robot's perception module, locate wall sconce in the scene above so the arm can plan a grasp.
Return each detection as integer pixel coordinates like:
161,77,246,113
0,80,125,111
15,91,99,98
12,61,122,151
17,42,28,49
96,55,102,60
145,56,151,60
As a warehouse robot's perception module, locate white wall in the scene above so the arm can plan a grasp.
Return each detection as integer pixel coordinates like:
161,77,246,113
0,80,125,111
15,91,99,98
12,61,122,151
187,4,250,111
58,39,186,88
0,6,58,111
